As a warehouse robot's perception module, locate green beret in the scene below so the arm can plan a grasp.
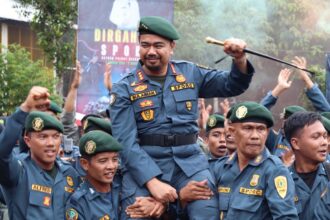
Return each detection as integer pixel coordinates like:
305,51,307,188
228,101,274,128
83,117,112,135
138,16,180,40
321,112,330,120
79,130,122,156
321,116,330,133
283,105,306,119
48,101,62,114
206,114,225,132
25,111,63,133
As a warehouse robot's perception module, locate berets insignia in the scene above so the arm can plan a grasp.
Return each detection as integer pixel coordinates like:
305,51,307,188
134,84,148,92
141,109,154,121
274,176,288,199
250,174,260,187
109,94,116,106
85,140,96,154
235,106,248,119
66,176,74,187
32,117,44,131
66,208,79,220
175,74,186,83
186,101,192,111
208,115,217,127
43,196,51,207
139,100,153,108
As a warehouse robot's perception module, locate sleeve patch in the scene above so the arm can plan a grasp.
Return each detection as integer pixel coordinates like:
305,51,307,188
274,176,287,199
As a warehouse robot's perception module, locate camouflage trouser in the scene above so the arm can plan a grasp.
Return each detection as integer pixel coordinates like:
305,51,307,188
0,203,8,220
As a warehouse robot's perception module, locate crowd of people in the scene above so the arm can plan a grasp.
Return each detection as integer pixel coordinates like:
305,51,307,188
0,16,330,220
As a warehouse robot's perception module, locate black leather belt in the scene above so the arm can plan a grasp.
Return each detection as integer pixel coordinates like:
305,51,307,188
138,134,197,147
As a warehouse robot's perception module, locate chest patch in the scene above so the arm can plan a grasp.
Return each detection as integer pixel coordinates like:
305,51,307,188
170,83,195,92
130,90,157,101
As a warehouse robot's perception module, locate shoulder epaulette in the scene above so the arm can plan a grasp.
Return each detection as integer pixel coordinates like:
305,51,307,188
70,188,86,204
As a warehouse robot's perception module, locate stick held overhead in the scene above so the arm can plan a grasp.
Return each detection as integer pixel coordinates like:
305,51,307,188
205,36,315,76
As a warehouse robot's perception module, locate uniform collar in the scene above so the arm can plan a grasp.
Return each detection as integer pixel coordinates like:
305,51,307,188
134,61,177,81
290,163,327,180
249,148,270,166
225,148,270,166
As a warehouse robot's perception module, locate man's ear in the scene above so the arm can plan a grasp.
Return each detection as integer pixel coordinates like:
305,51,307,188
80,158,89,171
290,137,300,151
170,41,176,51
228,125,235,135
23,135,32,149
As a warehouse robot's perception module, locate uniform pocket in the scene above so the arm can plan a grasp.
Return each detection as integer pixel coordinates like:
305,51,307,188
172,89,197,120
29,190,52,208
231,194,263,212
132,98,160,124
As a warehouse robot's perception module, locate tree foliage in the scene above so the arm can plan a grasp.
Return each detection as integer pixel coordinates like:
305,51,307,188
15,0,78,79
0,45,59,115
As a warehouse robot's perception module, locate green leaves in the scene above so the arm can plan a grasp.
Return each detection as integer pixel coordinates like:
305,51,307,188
0,45,59,115
16,0,78,79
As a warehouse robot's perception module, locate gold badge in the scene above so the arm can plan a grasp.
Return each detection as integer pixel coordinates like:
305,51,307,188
85,140,96,154
175,74,186,83
32,117,44,131
134,84,148,92
66,176,74,187
109,94,116,106
250,174,260,187
208,116,217,127
139,100,153,108
43,196,51,207
186,101,192,111
236,106,248,119
100,214,110,220
274,176,287,199
141,109,154,121
66,208,79,220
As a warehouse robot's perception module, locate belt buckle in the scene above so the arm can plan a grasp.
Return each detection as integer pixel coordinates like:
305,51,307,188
164,135,175,146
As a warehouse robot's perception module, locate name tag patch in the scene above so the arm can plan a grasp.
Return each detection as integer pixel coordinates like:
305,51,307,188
239,187,263,196
130,90,157,101
31,184,52,194
218,187,231,193
170,83,195,91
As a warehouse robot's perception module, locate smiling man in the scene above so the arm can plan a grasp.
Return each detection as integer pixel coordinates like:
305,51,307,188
65,130,122,220
212,101,298,219
0,86,80,219
284,112,329,220
110,16,255,220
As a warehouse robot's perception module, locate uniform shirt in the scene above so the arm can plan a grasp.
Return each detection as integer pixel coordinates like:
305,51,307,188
110,60,254,186
65,177,121,220
290,164,328,220
313,181,330,220
261,84,330,156
0,109,80,220
212,148,298,220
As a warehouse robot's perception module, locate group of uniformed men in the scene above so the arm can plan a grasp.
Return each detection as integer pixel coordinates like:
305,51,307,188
1,15,330,220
